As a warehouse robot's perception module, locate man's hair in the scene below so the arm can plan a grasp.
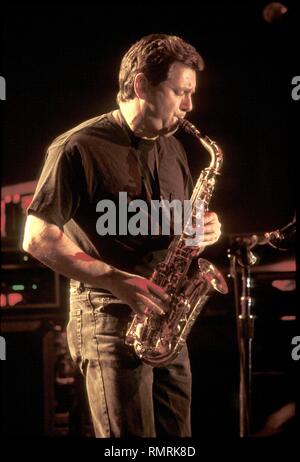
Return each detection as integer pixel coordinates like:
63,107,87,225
117,34,204,104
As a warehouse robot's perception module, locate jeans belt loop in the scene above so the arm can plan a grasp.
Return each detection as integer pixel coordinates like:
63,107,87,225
77,282,85,294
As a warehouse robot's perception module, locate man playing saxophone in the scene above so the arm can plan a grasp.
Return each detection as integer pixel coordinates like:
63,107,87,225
23,34,222,437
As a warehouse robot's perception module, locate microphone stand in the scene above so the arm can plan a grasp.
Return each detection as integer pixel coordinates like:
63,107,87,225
227,216,295,436
228,239,257,437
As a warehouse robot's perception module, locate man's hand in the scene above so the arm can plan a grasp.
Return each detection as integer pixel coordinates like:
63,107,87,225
184,210,222,248
107,270,170,318
201,211,222,246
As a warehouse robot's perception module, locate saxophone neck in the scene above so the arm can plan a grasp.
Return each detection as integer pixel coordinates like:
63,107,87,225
178,118,223,174
200,136,223,174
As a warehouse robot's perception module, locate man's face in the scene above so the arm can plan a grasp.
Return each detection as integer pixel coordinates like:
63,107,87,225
142,61,197,137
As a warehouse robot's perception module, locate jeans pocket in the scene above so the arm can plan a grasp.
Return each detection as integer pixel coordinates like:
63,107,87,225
87,291,132,321
87,292,115,312
86,291,138,364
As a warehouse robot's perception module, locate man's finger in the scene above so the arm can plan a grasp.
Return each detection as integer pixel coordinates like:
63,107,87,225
204,212,218,224
137,293,166,316
148,284,171,303
204,224,220,234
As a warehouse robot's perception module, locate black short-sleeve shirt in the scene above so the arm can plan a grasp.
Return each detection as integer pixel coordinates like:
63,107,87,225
28,110,193,277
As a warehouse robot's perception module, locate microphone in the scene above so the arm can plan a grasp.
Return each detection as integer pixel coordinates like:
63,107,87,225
232,233,270,249
267,217,296,250
237,217,296,251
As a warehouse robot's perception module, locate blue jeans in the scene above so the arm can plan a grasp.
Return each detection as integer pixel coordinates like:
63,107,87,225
67,284,192,438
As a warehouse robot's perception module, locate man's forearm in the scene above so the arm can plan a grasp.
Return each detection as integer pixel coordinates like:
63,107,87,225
22,215,171,316
23,215,117,290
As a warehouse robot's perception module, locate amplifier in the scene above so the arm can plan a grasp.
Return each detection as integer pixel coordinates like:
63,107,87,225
1,181,63,310
1,248,61,309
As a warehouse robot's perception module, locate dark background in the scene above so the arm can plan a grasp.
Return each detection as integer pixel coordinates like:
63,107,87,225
2,1,297,234
1,1,298,438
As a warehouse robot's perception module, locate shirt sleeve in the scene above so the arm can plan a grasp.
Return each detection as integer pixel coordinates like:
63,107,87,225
27,141,85,228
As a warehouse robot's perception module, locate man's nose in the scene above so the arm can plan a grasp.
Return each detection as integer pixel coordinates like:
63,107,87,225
180,94,193,113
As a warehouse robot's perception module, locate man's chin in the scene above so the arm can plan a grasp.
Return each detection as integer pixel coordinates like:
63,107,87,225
160,120,180,137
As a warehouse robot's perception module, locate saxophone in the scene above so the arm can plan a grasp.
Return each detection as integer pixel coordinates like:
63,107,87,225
125,119,228,366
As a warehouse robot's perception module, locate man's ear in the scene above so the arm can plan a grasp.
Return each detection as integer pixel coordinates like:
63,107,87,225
134,73,149,99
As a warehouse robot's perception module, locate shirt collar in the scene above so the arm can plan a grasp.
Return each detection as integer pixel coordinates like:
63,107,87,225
117,109,156,150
